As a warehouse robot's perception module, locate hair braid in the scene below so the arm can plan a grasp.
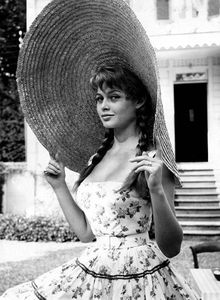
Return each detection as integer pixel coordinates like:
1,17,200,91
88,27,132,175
136,104,154,152
118,105,154,200
73,129,114,191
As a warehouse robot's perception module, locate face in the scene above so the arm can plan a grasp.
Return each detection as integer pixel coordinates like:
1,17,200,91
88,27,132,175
95,84,138,130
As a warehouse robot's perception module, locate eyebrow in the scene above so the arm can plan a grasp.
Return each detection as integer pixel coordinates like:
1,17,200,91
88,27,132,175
95,88,122,97
105,89,122,95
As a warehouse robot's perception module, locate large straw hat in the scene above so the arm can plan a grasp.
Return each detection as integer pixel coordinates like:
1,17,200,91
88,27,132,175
17,0,180,184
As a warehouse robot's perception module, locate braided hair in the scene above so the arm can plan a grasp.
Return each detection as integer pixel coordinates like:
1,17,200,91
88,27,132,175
73,129,114,191
119,101,155,199
73,65,154,199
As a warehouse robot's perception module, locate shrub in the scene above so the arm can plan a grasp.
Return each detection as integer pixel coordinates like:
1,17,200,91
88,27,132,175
0,214,79,242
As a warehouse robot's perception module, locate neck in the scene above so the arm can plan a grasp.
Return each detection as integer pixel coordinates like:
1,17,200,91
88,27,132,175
112,122,139,152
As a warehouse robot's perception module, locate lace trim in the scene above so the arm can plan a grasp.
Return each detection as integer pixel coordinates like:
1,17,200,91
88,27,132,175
31,281,46,300
76,258,170,280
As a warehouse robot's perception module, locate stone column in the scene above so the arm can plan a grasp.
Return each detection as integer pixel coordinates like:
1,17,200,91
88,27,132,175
22,0,52,215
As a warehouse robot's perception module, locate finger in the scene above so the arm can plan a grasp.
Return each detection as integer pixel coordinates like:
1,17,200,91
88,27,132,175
55,151,60,162
134,166,153,173
155,136,162,159
146,150,157,158
131,161,155,174
143,150,156,158
44,169,59,176
55,151,65,168
129,155,154,162
49,160,61,170
131,160,153,170
49,151,64,168
47,164,61,173
45,165,60,173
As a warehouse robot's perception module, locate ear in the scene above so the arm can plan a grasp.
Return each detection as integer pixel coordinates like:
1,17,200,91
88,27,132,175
135,98,145,109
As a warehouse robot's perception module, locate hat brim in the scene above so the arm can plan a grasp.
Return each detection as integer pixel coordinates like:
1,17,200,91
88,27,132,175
17,0,159,172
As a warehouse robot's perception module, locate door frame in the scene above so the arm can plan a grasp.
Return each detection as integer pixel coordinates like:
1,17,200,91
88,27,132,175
172,66,210,163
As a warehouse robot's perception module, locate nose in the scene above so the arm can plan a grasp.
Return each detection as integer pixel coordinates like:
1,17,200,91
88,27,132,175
101,97,110,110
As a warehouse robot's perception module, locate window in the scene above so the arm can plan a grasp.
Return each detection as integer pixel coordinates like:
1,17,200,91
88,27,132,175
208,0,220,17
156,0,170,20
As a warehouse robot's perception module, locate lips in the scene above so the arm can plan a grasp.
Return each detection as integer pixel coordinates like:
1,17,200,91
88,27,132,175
101,114,114,117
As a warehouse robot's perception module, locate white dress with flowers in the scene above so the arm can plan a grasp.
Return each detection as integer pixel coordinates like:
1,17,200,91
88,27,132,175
1,181,200,300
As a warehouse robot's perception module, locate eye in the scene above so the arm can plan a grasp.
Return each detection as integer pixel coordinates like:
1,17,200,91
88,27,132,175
95,95,103,103
110,94,120,101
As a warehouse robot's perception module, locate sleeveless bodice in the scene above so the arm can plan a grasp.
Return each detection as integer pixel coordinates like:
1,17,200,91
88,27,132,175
76,181,152,237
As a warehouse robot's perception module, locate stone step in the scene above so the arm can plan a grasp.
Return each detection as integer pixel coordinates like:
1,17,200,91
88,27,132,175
175,189,218,195
180,221,220,231
181,176,215,182
180,181,216,188
176,187,217,193
179,170,214,176
183,229,220,237
180,176,216,183
175,207,220,215
176,213,220,221
177,163,212,171
175,199,220,207
175,196,219,201
176,166,220,238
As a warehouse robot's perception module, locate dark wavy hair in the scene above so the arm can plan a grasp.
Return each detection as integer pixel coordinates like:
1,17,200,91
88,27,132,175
73,65,155,199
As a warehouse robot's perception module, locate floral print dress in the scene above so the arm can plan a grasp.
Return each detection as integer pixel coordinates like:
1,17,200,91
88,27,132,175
1,181,200,300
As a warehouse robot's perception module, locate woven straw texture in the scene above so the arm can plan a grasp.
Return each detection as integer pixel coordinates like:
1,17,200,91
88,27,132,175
17,0,180,184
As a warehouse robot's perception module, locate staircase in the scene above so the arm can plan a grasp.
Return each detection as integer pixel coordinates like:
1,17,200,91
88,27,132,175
175,165,220,239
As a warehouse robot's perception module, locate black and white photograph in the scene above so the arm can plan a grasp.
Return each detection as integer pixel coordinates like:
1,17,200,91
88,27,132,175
0,0,220,299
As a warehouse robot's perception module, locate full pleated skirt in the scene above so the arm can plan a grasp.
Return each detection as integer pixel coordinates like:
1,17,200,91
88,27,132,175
0,233,200,300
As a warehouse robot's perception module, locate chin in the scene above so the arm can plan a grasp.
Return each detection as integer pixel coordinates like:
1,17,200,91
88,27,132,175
102,124,115,129
101,121,115,129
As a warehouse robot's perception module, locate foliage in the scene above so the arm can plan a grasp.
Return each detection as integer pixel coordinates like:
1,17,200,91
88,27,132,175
0,214,79,242
0,0,26,162
0,0,26,78
0,78,25,161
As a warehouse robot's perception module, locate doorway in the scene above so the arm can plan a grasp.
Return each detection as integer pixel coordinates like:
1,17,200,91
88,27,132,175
174,83,208,162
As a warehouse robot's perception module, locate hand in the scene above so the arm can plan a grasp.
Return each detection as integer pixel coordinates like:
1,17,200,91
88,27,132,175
129,137,163,192
44,152,66,190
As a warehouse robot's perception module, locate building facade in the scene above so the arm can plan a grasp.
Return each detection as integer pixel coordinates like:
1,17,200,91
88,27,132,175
3,0,220,216
132,0,220,169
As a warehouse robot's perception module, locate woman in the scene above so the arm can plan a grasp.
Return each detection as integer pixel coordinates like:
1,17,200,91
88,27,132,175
1,66,199,299
46,65,183,256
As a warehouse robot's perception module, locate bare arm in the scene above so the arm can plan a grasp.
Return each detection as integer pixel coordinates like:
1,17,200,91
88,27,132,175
149,165,183,258
44,155,95,243
130,138,183,258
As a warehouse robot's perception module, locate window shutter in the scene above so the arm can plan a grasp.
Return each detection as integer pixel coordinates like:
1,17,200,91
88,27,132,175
208,0,220,16
156,0,170,20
